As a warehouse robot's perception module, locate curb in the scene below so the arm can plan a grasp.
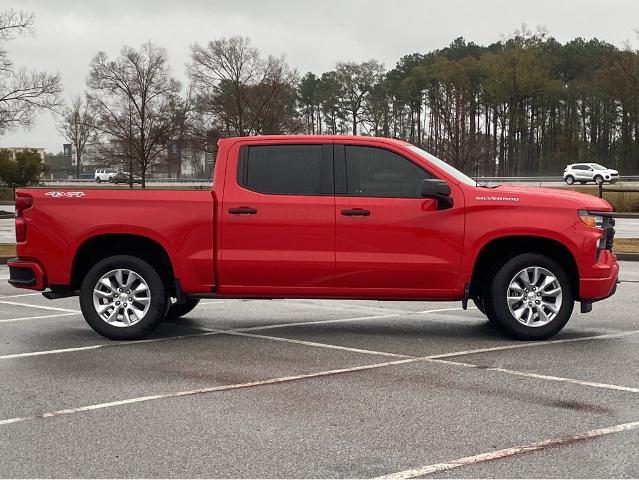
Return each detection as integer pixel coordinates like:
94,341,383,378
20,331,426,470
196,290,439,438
616,252,639,261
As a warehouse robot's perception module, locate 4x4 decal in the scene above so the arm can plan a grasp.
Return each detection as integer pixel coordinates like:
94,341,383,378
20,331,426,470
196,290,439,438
44,191,86,198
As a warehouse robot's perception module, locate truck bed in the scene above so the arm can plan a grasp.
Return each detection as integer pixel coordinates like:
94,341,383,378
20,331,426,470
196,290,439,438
15,187,216,293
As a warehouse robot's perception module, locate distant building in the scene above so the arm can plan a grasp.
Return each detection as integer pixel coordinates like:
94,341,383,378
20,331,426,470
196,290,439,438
1,147,46,161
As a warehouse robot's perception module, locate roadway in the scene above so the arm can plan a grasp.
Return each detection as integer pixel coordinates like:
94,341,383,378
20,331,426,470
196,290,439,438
0,262,638,477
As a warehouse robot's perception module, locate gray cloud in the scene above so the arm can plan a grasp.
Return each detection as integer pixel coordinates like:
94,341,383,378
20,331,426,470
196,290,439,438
2,0,638,152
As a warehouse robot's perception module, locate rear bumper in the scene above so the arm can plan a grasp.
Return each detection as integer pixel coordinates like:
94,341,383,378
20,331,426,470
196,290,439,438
579,251,619,301
7,259,46,291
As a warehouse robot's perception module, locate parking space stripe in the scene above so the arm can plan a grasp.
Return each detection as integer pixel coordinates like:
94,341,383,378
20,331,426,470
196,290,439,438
427,329,639,360
226,330,639,395
235,307,475,333
0,344,106,359
0,300,80,313
0,330,224,360
2,326,639,425
0,312,79,324
375,420,639,479
0,357,418,426
226,330,412,358
281,300,413,315
0,292,44,300
429,358,639,394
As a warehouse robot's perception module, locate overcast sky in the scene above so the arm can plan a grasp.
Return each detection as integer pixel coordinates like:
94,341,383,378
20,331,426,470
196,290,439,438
2,0,638,153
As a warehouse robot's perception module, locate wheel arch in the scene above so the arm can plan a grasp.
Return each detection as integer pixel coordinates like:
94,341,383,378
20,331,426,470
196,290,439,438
469,235,579,300
71,233,176,292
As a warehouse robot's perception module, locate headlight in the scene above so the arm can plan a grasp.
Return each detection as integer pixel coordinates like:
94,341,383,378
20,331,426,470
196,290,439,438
578,210,604,228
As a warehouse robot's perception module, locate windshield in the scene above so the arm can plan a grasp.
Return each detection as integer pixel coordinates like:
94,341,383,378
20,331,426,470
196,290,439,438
406,145,477,187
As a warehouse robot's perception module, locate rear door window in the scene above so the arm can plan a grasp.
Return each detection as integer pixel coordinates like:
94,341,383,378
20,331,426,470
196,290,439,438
238,145,327,195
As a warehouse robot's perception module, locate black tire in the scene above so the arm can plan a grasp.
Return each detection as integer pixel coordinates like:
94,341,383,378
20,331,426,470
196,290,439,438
96,177,101,183
472,297,486,315
473,296,498,326
565,175,575,185
594,175,604,185
166,298,200,319
484,253,574,340
80,255,167,340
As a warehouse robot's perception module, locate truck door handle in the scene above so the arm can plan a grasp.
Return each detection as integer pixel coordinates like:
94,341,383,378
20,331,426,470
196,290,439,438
341,208,370,216
228,207,257,215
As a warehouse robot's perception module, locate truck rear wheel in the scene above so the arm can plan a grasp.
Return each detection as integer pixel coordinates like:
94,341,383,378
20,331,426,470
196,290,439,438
166,298,200,319
80,255,167,340
485,253,574,340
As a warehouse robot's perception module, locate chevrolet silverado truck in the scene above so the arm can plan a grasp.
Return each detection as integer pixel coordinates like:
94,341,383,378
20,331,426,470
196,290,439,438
8,135,619,341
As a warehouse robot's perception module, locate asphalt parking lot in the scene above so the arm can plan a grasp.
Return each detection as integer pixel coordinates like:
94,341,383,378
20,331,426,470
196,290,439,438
0,263,638,478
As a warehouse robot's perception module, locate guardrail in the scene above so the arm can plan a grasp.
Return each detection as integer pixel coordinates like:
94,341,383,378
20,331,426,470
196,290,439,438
476,176,639,183
42,175,564,184
597,183,639,198
7,175,639,187
42,178,211,183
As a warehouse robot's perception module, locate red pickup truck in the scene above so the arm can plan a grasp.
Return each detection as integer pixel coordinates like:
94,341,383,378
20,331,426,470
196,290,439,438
8,135,619,341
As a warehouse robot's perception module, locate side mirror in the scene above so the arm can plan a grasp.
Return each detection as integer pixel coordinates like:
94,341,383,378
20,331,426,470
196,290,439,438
420,179,452,209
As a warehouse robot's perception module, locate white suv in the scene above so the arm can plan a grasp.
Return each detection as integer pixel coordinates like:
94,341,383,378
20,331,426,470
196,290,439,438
94,169,116,183
563,163,619,185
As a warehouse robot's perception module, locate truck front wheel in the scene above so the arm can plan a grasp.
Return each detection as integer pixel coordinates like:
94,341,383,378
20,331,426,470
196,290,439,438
485,254,574,340
80,255,167,340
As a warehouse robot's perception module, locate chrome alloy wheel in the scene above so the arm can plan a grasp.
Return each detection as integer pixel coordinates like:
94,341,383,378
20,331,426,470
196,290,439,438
507,266,562,327
92,269,151,327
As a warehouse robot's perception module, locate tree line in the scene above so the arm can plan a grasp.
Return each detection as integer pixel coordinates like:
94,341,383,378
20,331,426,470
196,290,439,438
1,10,639,187
297,31,639,176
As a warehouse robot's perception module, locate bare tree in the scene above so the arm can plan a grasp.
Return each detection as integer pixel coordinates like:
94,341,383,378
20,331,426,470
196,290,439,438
86,42,182,188
0,9,62,135
245,55,301,134
188,36,261,136
188,36,299,136
58,95,96,178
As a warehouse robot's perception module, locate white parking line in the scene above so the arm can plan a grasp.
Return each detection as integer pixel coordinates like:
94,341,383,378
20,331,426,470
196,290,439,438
0,357,418,426
0,312,79,324
0,306,467,361
228,329,639,395
234,307,475,333
1,326,638,426
430,358,639,394
427,329,639,359
281,300,413,315
0,307,465,360
0,292,43,300
0,330,224,360
375,420,639,479
227,330,413,358
0,300,79,313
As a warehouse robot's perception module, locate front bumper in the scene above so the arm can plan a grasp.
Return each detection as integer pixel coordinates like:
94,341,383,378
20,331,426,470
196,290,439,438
579,250,619,301
7,258,46,291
